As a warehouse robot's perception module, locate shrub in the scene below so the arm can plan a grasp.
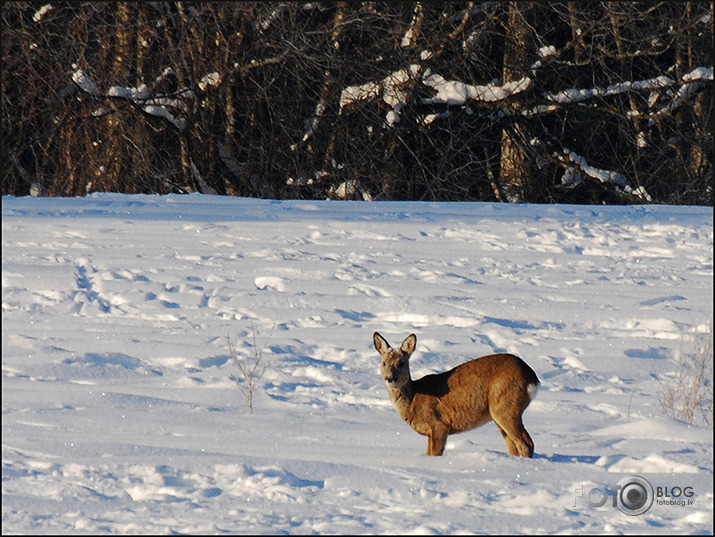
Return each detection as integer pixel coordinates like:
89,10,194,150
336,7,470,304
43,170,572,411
659,323,713,428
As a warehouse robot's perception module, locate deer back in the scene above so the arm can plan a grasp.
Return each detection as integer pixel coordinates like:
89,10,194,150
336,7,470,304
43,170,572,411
409,353,538,434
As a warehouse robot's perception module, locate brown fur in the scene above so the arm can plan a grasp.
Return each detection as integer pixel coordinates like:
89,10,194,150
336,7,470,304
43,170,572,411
373,332,539,457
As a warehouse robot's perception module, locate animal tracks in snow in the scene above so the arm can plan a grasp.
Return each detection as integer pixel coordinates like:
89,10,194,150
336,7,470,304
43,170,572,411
2,196,713,534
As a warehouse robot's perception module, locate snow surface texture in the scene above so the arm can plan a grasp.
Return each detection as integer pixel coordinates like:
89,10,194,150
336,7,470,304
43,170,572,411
2,194,713,534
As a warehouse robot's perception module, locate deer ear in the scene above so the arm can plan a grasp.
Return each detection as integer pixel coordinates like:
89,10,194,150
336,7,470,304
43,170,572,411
373,332,389,354
400,334,416,354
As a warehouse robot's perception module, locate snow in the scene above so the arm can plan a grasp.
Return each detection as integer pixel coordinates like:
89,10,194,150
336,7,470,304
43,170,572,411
2,194,713,534
108,84,150,101
339,66,530,125
32,4,53,23
543,67,711,108
421,72,531,106
339,81,382,110
555,148,652,201
141,105,186,131
71,69,100,97
198,72,221,92
538,45,557,59
683,67,713,82
563,149,627,188
75,66,191,131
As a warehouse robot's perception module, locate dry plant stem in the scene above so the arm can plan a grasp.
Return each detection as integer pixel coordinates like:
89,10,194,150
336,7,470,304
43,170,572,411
228,322,275,415
659,324,713,428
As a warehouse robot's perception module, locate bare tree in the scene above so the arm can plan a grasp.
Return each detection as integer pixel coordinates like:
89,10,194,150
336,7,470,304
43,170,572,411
2,2,712,204
498,2,532,202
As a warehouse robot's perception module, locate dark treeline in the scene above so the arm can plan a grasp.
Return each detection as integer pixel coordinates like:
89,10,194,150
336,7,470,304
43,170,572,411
2,2,712,204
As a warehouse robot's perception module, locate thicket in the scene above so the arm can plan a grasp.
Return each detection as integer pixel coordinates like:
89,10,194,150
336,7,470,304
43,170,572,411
2,2,712,204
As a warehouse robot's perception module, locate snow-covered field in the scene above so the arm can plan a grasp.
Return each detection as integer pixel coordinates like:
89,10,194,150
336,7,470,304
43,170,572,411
2,194,713,534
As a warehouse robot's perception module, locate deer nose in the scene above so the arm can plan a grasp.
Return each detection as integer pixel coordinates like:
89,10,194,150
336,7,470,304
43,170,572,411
384,367,400,384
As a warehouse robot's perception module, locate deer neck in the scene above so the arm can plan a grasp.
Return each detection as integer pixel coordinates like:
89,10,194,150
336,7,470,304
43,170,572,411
387,379,415,419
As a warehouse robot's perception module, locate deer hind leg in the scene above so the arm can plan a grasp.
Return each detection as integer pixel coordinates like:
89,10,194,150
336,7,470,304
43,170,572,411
496,424,519,456
493,415,534,458
427,426,449,456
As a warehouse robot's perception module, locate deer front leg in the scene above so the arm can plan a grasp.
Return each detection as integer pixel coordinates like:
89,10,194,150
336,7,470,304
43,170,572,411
427,426,449,456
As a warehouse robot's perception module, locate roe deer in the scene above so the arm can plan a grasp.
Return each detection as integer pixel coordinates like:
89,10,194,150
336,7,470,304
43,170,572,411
373,332,539,457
